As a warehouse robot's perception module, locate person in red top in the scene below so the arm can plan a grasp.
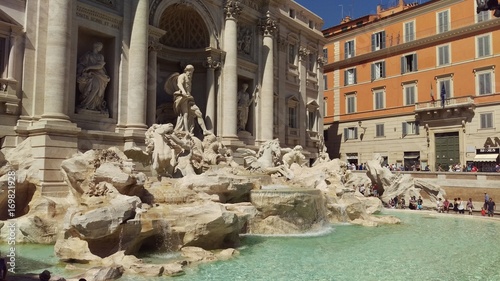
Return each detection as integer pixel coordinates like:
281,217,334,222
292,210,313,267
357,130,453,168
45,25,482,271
443,198,450,213
471,165,478,172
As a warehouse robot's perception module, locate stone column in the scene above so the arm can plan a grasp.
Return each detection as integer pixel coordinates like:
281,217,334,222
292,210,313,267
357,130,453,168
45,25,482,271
298,46,309,146
7,33,17,80
204,57,220,133
29,0,80,197
221,1,241,139
40,0,73,121
147,39,161,126
126,0,149,131
258,12,277,142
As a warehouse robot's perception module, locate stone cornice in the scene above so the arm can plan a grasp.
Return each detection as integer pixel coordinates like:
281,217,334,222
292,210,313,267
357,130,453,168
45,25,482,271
76,2,123,30
325,17,500,72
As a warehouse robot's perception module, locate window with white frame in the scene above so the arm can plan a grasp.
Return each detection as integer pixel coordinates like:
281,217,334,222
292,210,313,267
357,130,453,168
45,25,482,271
371,31,386,51
345,40,355,59
344,127,358,141
402,121,419,136
344,68,356,85
437,10,450,33
404,21,415,42
323,48,328,60
438,78,452,99
375,124,385,137
308,53,315,72
477,34,491,58
437,45,450,66
371,61,385,80
480,113,493,129
401,54,418,73
288,44,296,65
476,1,490,22
476,69,493,96
373,89,385,110
346,93,356,114
404,83,416,105
288,97,298,128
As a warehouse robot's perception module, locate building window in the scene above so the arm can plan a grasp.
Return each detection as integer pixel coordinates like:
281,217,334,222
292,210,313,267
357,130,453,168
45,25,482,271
346,94,356,114
344,127,358,141
401,54,418,74
402,121,419,136
323,48,328,60
437,45,450,66
438,78,452,99
273,94,279,126
477,34,491,58
345,40,355,59
437,10,450,33
288,105,297,128
308,110,317,131
323,97,328,116
480,113,493,129
309,20,315,29
371,31,386,51
404,84,416,105
0,37,5,77
371,61,386,80
374,90,385,110
344,68,356,85
289,9,295,18
287,96,299,129
476,70,493,96
323,74,328,90
308,53,315,72
476,2,490,22
288,44,296,65
404,21,415,42
376,124,385,137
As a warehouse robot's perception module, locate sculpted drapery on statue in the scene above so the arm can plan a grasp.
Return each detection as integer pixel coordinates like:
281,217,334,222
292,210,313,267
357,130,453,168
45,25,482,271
76,42,110,114
164,65,210,135
237,83,258,132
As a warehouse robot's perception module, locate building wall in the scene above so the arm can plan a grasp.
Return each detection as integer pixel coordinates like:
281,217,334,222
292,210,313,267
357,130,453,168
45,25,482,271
0,0,326,193
323,0,500,171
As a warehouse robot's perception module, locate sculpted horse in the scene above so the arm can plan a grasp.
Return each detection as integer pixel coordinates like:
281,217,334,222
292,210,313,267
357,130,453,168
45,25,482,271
237,139,293,179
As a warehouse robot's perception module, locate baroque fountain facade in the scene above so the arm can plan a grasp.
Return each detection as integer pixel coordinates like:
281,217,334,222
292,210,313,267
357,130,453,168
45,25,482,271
0,0,445,279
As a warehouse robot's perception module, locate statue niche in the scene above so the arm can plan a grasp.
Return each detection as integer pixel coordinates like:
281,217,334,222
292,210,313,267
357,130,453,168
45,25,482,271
76,42,110,116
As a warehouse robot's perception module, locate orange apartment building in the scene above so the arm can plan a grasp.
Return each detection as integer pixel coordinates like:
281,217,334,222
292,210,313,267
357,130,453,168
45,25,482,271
322,0,500,172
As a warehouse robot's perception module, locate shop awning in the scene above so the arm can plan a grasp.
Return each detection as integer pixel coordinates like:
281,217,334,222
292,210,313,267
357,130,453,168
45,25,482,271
474,154,499,162
403,155,420,159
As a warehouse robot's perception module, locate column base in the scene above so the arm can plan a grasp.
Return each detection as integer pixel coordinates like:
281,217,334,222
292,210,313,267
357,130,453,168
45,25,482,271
124,126,148,150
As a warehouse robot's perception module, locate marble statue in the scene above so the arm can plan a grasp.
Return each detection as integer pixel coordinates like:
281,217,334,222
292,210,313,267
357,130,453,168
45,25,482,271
237,83,258,132
281,145,307,169
237,139,294,179
145,123,188,178
202,134,228,165
237,28,252,55
164,64,210,136
312,134,331,166
76,42,110,114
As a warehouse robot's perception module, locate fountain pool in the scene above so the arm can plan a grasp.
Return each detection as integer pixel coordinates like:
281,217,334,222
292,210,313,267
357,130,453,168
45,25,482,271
4,211,500,280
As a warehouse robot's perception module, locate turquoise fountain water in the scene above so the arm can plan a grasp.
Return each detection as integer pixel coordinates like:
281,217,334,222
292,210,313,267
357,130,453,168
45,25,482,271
3,211,500,280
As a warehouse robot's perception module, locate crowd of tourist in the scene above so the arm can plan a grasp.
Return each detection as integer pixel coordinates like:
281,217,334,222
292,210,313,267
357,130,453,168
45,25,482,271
385,192,497,217
347,161,500,173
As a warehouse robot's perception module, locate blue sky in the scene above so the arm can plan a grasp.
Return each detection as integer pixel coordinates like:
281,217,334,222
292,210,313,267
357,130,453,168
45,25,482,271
295,0,431,29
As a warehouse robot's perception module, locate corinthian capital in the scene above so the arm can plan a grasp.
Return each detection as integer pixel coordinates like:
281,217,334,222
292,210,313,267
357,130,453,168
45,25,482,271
259,11,277,37
224,0,242,20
